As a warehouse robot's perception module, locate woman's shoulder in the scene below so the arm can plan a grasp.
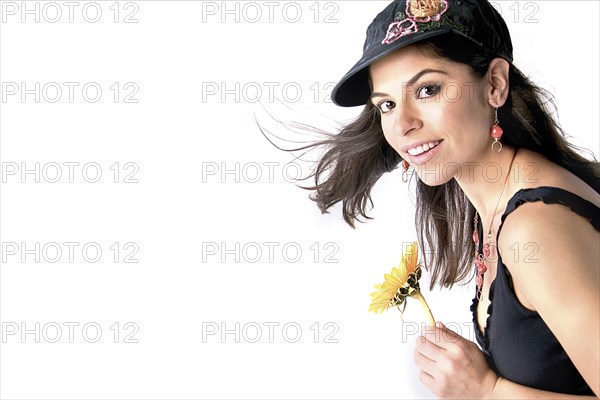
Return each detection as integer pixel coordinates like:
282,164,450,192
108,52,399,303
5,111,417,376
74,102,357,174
495,149,599,325
511,148,600,208
496,148,599,244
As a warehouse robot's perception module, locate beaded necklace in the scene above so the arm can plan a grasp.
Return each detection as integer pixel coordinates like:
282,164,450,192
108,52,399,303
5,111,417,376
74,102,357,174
472,149,518,301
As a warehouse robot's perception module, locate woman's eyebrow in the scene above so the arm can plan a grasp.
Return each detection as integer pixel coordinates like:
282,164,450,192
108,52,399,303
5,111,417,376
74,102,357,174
407,68,448,85
370,68,448,100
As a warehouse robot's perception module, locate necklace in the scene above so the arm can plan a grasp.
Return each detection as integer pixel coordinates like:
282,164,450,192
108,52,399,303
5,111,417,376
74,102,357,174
472,148,518,301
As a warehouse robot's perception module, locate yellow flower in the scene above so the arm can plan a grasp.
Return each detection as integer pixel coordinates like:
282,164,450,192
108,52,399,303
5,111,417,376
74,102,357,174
369,242,435,326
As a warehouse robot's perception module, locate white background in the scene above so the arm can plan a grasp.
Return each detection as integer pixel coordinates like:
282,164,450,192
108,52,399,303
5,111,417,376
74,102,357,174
0,1,598,399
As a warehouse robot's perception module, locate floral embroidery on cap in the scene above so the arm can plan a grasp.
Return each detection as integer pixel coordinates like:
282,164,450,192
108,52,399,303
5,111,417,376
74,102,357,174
382,0,450,45
410,0,444,19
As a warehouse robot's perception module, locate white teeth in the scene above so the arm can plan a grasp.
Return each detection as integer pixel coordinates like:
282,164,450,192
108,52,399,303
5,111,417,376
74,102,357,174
407,140,440,156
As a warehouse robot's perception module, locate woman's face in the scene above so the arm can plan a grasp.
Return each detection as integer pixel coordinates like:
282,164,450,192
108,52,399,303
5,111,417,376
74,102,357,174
369,45,493,186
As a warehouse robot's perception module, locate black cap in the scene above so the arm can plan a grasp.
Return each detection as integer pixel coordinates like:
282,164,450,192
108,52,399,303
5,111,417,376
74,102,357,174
331,0,513,107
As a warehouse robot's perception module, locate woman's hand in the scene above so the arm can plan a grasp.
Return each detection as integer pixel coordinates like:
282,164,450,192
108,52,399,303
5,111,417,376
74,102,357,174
414,321,499,399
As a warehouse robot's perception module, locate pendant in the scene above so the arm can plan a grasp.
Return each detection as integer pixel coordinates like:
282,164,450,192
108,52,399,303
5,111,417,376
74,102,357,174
476,259,487,274
483,243,491,258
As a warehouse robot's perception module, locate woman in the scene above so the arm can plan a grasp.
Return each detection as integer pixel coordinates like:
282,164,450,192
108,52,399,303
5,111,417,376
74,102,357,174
284,0,599,398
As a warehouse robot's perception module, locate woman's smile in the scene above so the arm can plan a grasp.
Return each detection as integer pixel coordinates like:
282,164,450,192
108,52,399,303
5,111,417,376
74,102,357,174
405,139,443,165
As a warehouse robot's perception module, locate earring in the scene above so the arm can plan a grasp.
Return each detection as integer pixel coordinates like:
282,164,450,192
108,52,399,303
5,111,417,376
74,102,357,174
402,160,410,183
490,107,503,153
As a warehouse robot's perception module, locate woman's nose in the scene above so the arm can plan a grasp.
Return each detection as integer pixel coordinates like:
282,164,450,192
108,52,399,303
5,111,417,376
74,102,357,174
392,101,422,137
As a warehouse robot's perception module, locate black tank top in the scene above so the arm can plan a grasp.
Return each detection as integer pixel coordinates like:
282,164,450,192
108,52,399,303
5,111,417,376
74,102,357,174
470,186,599,395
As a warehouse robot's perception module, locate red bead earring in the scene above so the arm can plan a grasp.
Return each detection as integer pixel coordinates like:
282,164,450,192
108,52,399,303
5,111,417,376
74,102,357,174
402,160,410,183
490,107,503,153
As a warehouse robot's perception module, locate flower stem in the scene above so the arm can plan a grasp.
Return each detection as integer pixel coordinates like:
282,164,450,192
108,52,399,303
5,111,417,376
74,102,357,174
412,290,436,327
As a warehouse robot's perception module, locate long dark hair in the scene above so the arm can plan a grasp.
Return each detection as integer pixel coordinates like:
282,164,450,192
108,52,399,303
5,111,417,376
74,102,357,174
261,34,600,290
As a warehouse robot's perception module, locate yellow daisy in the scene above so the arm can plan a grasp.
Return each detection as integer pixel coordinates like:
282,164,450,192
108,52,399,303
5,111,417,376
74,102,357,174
369,242,435,326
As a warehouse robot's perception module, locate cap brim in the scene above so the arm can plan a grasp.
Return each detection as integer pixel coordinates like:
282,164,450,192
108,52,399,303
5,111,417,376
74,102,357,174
331,28,455,107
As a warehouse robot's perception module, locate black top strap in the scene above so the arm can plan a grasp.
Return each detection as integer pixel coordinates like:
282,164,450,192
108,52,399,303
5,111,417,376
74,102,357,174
499,186,600,236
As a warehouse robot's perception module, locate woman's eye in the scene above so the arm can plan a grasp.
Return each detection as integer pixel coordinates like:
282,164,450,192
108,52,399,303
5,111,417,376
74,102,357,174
377,100,395,114
417,84,441,99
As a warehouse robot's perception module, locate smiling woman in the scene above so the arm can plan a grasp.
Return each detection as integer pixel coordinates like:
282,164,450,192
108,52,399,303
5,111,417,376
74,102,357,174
260,0,600,398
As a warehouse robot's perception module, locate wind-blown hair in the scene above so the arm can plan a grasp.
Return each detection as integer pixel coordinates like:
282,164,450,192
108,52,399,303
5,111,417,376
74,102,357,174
263,33,600,290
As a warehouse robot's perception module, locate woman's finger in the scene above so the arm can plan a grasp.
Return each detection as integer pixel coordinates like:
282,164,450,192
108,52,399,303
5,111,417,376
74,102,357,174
414,342,438,374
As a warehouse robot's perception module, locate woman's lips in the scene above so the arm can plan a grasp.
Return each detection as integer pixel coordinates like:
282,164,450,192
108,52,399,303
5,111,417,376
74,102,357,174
405,140,442,165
